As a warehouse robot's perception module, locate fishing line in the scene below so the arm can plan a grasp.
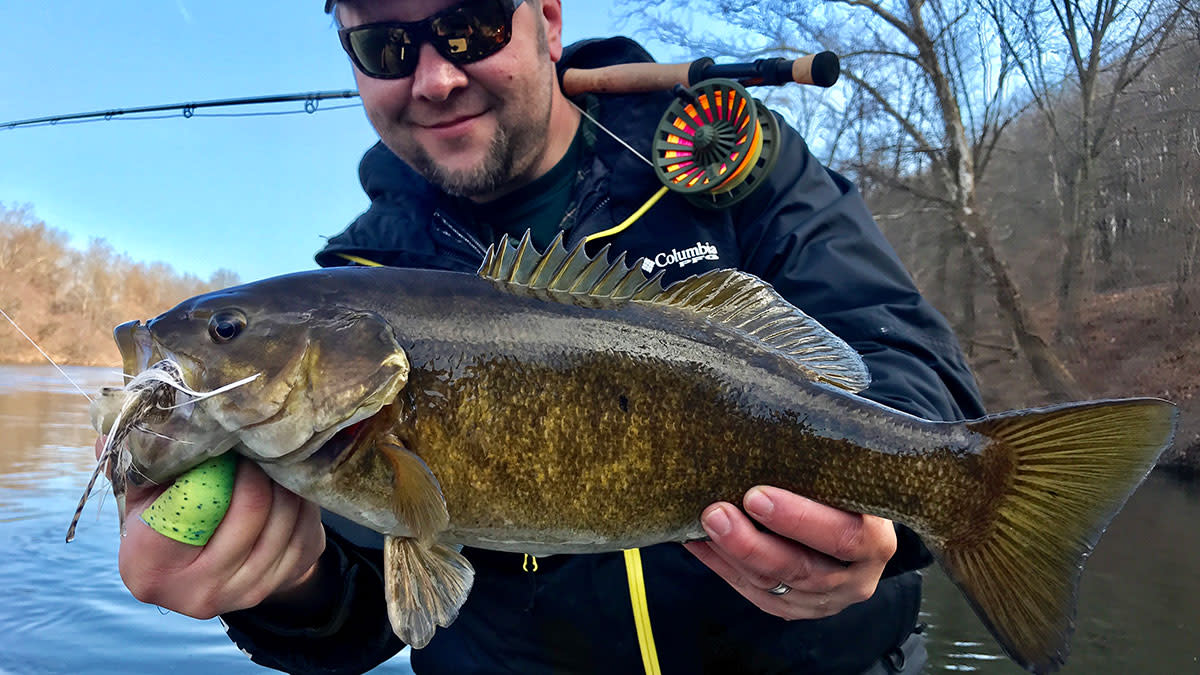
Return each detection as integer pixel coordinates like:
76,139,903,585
0,305,262,542
574,79,779,245
0,306,92,401
569,99,655,168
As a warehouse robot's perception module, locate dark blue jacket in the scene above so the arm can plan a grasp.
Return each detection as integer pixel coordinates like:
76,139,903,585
222,37,985,675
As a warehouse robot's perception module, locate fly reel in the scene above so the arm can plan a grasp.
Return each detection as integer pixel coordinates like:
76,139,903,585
561,54,840,242
651,79,780,210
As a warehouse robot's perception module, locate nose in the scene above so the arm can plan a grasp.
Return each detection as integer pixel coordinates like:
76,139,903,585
409,42,469,102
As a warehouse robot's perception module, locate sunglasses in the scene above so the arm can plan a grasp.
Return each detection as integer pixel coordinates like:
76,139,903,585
338,0,526,79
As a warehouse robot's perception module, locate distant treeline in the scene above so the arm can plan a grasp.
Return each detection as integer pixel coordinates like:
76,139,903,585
0,204,238,366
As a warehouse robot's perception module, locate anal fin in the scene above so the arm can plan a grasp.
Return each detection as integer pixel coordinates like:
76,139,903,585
384,535,475,648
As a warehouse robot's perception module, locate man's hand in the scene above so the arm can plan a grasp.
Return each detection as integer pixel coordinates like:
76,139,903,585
684,485,896,620
95,437,327,620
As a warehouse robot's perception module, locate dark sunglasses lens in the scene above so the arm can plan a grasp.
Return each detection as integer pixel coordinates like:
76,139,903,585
348,26,415,77
431,0,512,62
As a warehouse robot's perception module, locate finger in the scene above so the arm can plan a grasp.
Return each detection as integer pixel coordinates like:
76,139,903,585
742,486,896,564
223,482,312,606
683,540,840,620
264,497,326,594
118,511,207,605
124,459,275,601
699,502,851,593
684,539,755,590
196,459,278,561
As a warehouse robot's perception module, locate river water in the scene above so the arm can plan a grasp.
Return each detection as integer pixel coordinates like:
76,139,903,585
0,365,1196,674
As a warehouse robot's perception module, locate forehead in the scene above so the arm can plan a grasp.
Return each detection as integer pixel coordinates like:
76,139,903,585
337,0,467,24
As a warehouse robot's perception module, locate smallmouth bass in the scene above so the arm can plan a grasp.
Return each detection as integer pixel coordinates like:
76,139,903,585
96,233,1176,673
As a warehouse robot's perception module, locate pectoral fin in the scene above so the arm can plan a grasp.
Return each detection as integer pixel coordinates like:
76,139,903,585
375,435,450,539
383,536,475,648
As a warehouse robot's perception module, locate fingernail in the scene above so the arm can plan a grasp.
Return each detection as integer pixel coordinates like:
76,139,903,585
745,488,774,520
703,505,732,538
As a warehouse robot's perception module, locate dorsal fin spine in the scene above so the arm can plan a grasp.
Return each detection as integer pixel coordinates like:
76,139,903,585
548,240,584,288
613,267,648,298
493,234,515,280
571,244,613,293
631,272,665,299
509,232,535,283
528,233,563,286
632,271,666,301
594,253,630,295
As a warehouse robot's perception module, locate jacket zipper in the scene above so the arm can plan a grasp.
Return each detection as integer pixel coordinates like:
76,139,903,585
575,195,611,240
433,211,489,266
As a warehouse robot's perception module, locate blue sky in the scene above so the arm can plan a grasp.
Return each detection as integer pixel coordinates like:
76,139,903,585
0,2,638,282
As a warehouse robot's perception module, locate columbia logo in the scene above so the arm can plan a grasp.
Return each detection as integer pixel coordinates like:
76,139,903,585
641,242,721,273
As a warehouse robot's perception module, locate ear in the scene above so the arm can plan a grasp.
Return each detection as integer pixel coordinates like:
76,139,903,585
538,0,565,63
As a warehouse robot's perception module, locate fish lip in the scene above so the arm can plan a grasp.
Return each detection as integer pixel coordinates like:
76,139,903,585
266,395,398,465
114,320,153,377
305,409,380,467
114,319,205,391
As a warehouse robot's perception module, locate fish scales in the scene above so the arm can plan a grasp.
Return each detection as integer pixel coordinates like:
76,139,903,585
94,235,1177,672
247,268,979,547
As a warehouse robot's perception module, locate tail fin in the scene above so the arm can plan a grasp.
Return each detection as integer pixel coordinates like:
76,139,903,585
938,398,1176,673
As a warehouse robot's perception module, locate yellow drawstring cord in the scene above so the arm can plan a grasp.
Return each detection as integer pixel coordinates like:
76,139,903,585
624,548,663,675
584,186,670,244
335,184,668,263
336,253,384,267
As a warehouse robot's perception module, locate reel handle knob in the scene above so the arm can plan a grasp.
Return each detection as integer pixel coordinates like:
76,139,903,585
794,52,840,88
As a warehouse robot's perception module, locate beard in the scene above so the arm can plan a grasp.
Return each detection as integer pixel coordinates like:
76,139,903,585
403,21,555,200
406,114,521,198
405,74,554,199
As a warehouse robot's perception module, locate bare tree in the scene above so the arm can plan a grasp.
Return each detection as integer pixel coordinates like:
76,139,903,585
617,0,1084,398
0,206,229,366
986,0,1190,345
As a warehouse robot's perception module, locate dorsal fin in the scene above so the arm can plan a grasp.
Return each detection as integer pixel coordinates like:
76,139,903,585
478,230,870,392
478,230,669,307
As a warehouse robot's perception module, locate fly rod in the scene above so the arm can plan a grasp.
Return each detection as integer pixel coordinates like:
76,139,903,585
559,52,840,97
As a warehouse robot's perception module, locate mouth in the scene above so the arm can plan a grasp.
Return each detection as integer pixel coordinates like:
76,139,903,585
416,110,488,139
307,402,401,469
115,319,157,377
423,111,484,128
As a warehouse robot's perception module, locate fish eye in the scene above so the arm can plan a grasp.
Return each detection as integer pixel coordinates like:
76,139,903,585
208,310,247,344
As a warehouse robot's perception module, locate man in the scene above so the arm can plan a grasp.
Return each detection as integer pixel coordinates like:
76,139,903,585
109,1,985,673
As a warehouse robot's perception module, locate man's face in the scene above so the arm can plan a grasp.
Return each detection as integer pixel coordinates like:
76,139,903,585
338,0,562,201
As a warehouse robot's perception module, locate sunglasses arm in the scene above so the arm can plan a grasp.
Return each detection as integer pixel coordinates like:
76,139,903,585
559,52,839,97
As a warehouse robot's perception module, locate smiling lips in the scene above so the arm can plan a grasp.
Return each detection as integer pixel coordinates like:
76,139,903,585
418,111,486,134
427,114,480,128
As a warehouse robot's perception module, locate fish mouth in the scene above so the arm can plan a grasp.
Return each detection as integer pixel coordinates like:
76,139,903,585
115,319,156,377
114,319,200,382
302,401,402,469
